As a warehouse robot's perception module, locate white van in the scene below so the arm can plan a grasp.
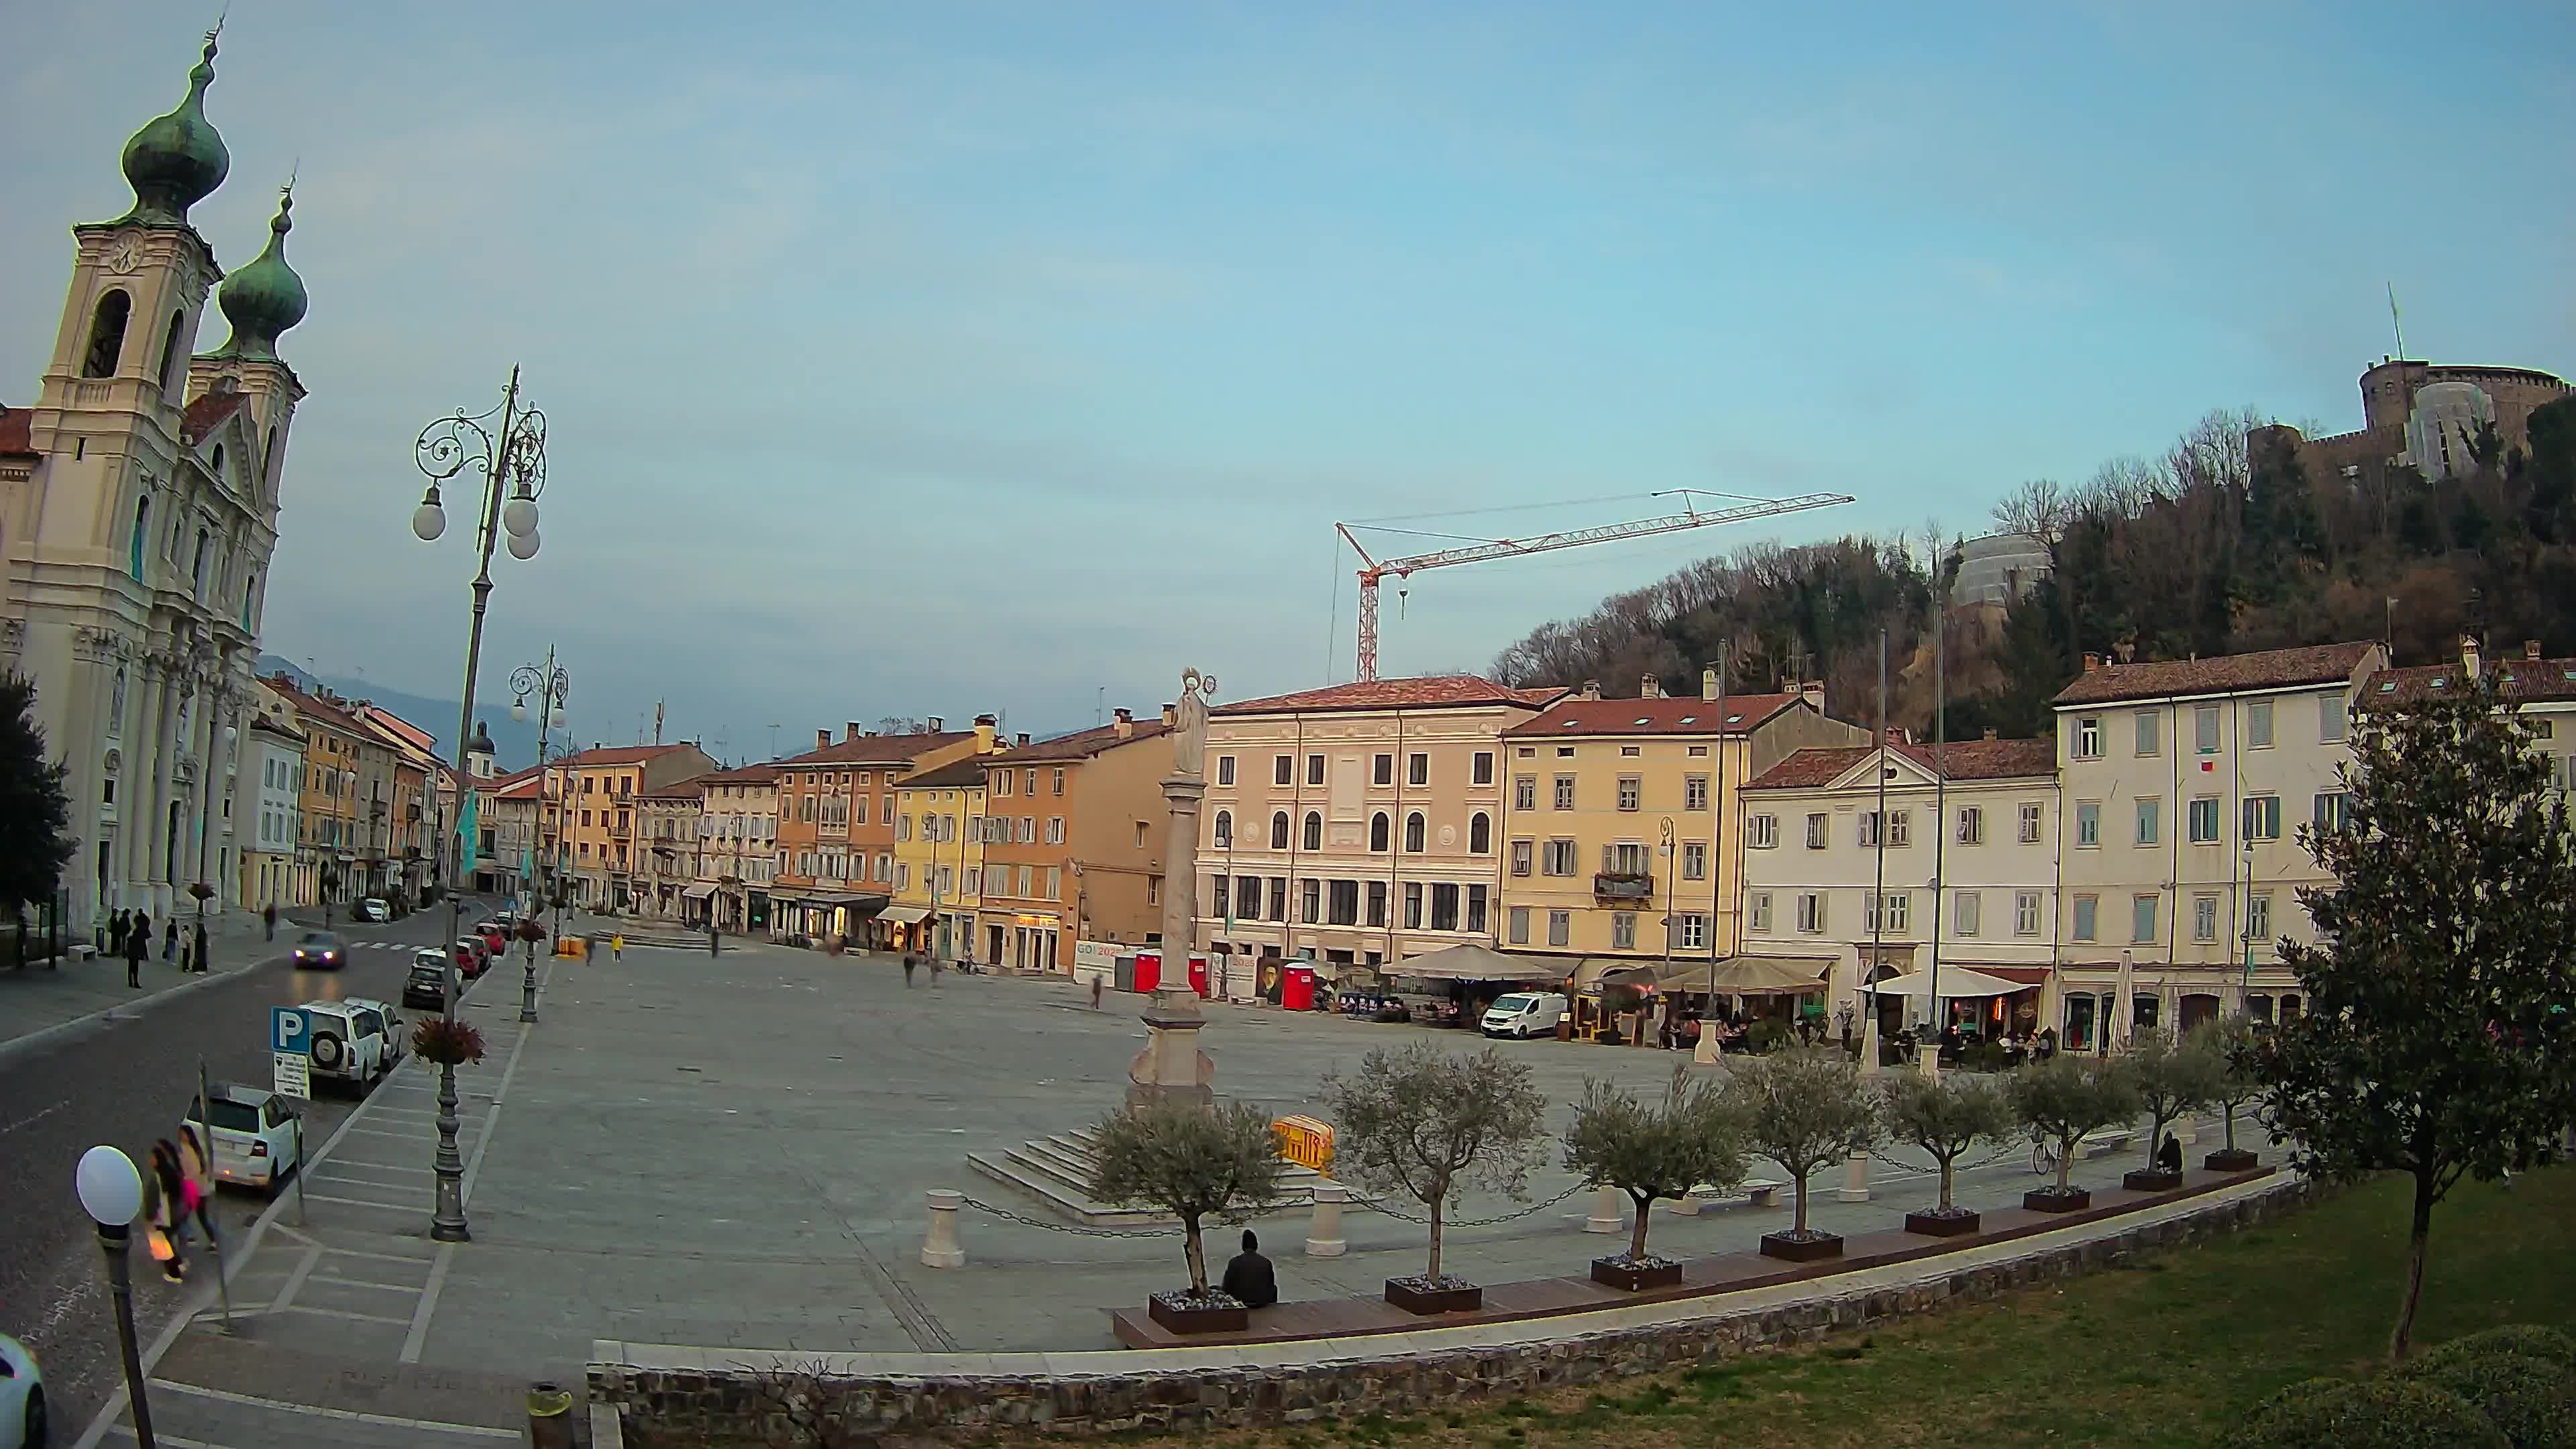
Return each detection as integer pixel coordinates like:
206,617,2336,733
1481,991,1569,1039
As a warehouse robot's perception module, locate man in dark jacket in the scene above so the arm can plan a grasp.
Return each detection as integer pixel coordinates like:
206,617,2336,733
1220,1229,1278,1308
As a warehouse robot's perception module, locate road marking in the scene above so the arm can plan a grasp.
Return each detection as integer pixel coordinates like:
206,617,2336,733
301,1191,419,1213
280,1302,416,1326
0,1097,69,1134
308,1273,425,1294
150,1380,519,1438
315,1159,435,1179
460,1010,539,1208
268,1245,322,1313
107,1427,242,1448
400,1242,455,1363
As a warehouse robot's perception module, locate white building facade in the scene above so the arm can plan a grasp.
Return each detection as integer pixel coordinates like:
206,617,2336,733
1739,735,2063,1038
2051,641,2386,1049
0,34,308,930
241,714,303,908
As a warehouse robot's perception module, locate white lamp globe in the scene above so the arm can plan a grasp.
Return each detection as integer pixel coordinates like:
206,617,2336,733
501,494,539,539
548,706,566,729
76,1144,143,1226
512,699,528,722
506,528,540,561
411,499,446,543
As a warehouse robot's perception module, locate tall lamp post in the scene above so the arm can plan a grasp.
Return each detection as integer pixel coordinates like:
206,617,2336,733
411,366,549,1244
76,1145,156,1448
512,649,570,1004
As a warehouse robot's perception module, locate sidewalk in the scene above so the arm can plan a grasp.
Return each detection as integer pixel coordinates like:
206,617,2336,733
0,908,301,1060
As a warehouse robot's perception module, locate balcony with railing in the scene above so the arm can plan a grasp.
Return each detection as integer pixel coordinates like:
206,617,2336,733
1593,871,1654,902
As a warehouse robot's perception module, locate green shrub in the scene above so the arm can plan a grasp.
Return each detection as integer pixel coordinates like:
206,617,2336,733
2218,1376,2507,1449
1745,1020,1784,1054
2416,1325,2576,1373
2400,1354,2576,1449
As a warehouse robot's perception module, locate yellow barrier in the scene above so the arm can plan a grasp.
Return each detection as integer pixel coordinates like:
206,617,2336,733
1273,1114,1334,1175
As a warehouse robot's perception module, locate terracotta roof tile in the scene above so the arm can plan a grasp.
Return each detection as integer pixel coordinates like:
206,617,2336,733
991,719,1171,762
903,757,990,790
2052,642,2380,706
1216,676,1565,716
1503,694,1803,739
1745,737,2057,791
557,743,694,767
2368,654,2576,705
180,390,250,446
635,777,709,800
770,732,973,767
0,406,34,458
695,763,782,785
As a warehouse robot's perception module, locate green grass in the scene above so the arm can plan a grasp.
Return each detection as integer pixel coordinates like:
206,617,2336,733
1122,1166,2576,1449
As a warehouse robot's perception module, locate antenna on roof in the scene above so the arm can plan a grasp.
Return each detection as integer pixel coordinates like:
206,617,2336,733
2387,282,2405,360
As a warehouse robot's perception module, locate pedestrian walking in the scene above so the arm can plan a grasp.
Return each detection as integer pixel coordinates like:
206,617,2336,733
610,931,625,961
163,918,177,961
1090,973,1104,1010
902,953,918,988
178,1126,219,1247
583,932,596,964
263,903,277,941
193,920,209,973
145,1142,189,1283
929,954,944,988
177,933,191,973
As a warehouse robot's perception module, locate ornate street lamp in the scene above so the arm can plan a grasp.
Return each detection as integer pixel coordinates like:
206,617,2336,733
511,647,572,925
76,1145,156,1447
410,367,548,1244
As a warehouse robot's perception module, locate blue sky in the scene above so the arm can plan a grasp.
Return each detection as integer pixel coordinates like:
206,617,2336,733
7,2,2569,757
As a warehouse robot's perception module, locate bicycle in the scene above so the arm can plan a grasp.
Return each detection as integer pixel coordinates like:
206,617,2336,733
2030,1138,2061,1178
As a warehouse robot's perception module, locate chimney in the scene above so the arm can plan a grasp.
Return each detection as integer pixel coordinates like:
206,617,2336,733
2082,653,2101,674
1700,667,1719,702
1114,707,1135,740
974,713,997,753
1580,678,1602,701
926,716,943,733
1015,732,1031,747
816,728,830,750
2527,640,2544,661
1799,682,1825,712
1982,727,1998,741
1640,674,1663,699
845,721,862,743
2461,634,2481,678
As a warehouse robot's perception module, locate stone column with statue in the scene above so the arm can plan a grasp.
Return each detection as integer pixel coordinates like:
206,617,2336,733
1128,668,1219,1111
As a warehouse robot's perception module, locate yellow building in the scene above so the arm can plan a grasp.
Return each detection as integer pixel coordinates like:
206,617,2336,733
551,743,716,911
1495,673,1864,981
892,757,989,958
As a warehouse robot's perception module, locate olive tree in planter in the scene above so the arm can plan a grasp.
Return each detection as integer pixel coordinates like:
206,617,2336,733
2006,1053,2138,1212
1327,1042,1548,1313
1562,1065,1746,1289
1726,1049,1881,1262
1088,1099,1291,1334
2123,1027,2225,1191
1880,1071,2012,1236
2196,1016,2268,1172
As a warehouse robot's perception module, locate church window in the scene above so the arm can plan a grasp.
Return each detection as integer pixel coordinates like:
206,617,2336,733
158,311,186,395
129,496,149,578
242,572,256,629
211,443,225,480
83,290,131,377
263,426,278,493
193,528,210,594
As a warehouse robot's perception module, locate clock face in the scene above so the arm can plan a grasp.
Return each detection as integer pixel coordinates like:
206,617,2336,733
103,235,144,274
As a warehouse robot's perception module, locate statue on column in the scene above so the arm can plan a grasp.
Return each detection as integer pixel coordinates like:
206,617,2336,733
1128,667,1220,1110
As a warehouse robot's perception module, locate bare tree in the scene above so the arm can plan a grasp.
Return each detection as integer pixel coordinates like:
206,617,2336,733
1326,1043,1550,1285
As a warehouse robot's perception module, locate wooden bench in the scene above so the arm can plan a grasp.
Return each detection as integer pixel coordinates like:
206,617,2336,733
1668,1177,1790,1215
2076,1130,2135,1159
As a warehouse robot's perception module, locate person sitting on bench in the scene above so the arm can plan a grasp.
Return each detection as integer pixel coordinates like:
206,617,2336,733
1221,1229,1278,1308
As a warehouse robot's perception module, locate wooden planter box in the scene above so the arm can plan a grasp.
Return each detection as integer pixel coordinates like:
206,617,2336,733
1383,1278,1483,1315
2204,1148,2260,1173
2024,1187,2092,1213
1904,1208,1982,1238
1146,1291,1248,1335
1758,1231,1843,1263
1590,1256,1684,1291
2122,1168,2185,1193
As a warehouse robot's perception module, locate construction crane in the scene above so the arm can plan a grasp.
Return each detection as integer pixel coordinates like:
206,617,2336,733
1336,489,1855,682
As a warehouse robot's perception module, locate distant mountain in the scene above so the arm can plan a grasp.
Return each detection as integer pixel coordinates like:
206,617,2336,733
254,653,542,769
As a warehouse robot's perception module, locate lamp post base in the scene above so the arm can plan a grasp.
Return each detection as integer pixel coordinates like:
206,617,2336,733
431,1061,472,1242
519,957,537,1023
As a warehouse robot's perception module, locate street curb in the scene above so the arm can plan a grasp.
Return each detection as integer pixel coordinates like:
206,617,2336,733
0,954,269,1071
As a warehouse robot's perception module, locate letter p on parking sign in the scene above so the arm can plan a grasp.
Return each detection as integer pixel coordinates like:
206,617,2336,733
272,1006,311,1055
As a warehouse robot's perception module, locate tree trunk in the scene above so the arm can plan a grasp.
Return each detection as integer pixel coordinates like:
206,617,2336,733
1628,1192,1653,1260
1183,1214,1208,1294
1792,1173,1810,1234
1938,1156,1955,1212
2222,1102,2239,1152
2056,1134,2076,1193
2390,1169,2435,1362
1426,1193,1446,1282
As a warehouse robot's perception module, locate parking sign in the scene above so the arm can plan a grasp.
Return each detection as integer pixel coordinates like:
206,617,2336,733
272,1006,311,1055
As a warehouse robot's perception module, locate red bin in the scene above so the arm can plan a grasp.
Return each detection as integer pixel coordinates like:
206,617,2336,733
1281,965,1316,1011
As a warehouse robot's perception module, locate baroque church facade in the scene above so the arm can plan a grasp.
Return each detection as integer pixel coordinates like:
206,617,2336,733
0,31,309,929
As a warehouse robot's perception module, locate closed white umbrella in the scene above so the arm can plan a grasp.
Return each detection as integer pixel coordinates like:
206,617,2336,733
2114,949,2135,1053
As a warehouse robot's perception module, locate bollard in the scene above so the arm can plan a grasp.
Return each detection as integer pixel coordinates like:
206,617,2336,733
1583,1183,1624,1234
921,1189,966,1269
526,1381,575,1449
1304,1182,1348,1257
1837,1148,1871,1203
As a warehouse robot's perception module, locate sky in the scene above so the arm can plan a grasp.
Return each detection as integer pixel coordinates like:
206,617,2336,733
7,2,2571,760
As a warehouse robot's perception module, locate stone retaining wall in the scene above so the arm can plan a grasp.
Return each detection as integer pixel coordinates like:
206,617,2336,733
595,1177,2316,1446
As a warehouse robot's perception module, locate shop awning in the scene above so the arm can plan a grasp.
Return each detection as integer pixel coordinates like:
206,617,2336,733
879,906,932,925
680,883,718,900
1388,944,1578,983
1864,966,2030,999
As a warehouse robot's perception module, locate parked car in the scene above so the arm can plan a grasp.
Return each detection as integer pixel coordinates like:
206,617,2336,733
1480,991,1570,1039
182,1083,303,1197
0,1332,45,1449
302,998,405,1090
288,930,345,970
473,918,510,954
453,937,492,978
403,949,453,1010
355,896,392,922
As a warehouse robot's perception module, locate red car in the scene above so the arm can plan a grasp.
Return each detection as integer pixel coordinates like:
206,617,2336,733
474,919,509,954
453,938,492,979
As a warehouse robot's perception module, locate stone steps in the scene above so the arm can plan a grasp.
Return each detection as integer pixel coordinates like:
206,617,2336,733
965,1124,1342,1227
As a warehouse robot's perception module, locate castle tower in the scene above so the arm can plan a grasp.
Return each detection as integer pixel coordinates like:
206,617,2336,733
0,30,311,928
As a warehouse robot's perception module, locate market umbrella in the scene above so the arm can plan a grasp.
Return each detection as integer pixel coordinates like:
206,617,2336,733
2114,950,2135,1053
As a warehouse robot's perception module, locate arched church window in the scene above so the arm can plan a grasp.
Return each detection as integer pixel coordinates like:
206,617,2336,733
211,443,225,480
263,426,278,493
129,496,150,578
83,290,131,378
158,311,187,395
193,528,210,594
242,572,256,629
